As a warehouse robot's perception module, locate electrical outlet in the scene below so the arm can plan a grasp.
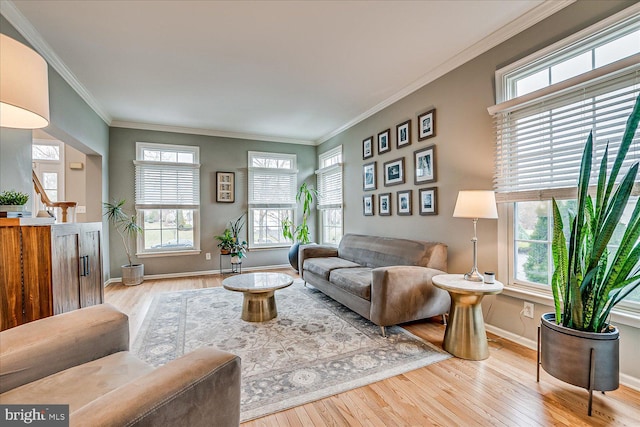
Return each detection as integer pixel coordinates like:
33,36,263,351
76,205,86,214
523,302,534,318
205,252,211,260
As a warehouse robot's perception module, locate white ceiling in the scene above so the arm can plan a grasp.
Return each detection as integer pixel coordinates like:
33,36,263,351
4,0,572,144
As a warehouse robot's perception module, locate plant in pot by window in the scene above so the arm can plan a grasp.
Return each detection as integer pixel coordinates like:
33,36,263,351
282,182,318,270
103,199,144,286
540,94,640,415
0,190,29,212
216,214,248,263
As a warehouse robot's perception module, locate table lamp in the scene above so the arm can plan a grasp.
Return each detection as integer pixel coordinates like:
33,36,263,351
0,34,50,129
453,190,498,282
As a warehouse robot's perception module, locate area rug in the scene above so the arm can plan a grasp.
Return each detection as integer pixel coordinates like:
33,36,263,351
132,279,450,422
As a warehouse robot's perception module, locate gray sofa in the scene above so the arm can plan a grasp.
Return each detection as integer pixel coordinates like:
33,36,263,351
299,233,450,336
0,304,241,427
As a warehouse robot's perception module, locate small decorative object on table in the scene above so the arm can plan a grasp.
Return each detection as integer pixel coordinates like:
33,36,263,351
0,190,29,216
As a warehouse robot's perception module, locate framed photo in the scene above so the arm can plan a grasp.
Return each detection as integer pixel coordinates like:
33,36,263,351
363,194,375,216
363,162,377,191
414,145,436,184
216,171,235,203
378,129,391,154
419,187,438,216
396,119,412,149
362,136,374,159
397,190,413,216
383,158,405,187
379,193,391,216
418,108,436,140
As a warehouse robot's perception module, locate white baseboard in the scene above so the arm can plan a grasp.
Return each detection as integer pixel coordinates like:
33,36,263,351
104,264,292,287
485,324,640,392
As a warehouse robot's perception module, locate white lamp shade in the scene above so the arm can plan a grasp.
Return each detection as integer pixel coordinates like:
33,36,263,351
453,190,498,219
0,34,50,129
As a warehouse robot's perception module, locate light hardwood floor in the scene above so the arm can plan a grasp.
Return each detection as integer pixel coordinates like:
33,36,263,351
105,268,640,426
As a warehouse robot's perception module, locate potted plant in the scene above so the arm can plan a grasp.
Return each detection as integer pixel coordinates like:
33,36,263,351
215,228,235,254
282,182,318,270
216,214,248,263
540,94,640,415
103,199,144,286
0,190,29,212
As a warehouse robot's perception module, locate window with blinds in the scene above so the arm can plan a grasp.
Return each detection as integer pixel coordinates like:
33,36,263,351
492,6,640,311
317,146,343,245
134,142,200,255
248,151,297,248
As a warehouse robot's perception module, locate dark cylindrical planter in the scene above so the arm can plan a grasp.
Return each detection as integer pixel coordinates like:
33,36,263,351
540,312,619,392
288,242,301,271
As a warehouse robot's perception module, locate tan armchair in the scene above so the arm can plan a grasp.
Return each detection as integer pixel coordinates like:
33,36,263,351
0,304,241,427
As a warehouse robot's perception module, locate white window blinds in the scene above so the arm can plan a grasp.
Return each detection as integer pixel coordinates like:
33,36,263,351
490,62,640,202
135,161,200,208
248,152,297,208
317,164,343,209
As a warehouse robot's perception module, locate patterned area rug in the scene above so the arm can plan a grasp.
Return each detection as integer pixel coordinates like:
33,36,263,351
133,279,450,422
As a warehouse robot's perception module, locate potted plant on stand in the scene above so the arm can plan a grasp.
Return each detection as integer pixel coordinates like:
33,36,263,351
539,94,640,415
103,199,144,285
282,182,318,270
216,214,248,273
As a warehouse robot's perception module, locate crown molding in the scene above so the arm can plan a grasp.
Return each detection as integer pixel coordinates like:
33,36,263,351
316,0,575,144
110,120,317,146
0,0,112,125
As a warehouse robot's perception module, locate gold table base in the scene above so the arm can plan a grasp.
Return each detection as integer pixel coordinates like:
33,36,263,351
241,290,277,322
443,293,489,360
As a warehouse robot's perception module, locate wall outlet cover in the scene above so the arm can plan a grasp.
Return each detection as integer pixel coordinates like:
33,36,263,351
523,302,534,319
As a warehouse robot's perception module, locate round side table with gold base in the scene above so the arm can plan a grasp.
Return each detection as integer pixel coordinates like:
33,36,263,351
432,274,503,361
222,272,293,322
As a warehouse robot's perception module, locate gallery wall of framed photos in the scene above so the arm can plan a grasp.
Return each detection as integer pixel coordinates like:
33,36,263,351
361,107,438,217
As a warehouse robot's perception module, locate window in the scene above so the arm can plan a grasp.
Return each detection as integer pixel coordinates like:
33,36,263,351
32,140,64,213
317,146,343,245
491,7,640,317
248,151,297,248
134,142,200,255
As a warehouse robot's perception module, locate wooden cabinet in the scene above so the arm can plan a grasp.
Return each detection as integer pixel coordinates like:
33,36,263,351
0,222,103,330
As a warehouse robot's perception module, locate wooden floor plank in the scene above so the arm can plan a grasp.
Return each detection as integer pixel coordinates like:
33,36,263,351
105,270,640,426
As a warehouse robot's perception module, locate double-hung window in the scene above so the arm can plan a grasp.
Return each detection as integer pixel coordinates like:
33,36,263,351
490,7,640,315
317,146,343,245
247,151,297,248
134,142,200,255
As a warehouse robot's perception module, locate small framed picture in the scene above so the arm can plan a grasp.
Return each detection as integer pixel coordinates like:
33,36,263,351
397,190,412,216
379,193,391,216
418,108,436,141
216,171,235,203
363,161,377,191
378,129,391,154
363,136,374,159
363,194,375,216
414,145,436,184
396,120,411,149
383,158,405,187
419,187,438,216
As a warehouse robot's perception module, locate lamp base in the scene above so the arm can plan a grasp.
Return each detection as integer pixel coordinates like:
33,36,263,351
464,269,484,282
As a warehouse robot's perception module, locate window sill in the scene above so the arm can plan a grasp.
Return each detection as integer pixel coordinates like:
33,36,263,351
503,282,640,329
136,249,201,258
248,245,290,251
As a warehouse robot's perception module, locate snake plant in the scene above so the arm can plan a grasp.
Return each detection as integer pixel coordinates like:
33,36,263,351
551,93,640,332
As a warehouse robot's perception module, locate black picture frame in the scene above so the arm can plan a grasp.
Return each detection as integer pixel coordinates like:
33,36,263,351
363,161,377,191
414,145,436,185
418,108,436,141
363,194,375,216
397,190,413,216
379,192,391,216
396,119,412,149
363,136,374,159
419,187,438,216
378,129,391,154
383,158,405,187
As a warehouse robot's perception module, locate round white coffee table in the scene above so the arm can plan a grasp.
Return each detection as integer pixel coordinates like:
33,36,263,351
432,274,503,360
222,272,293,322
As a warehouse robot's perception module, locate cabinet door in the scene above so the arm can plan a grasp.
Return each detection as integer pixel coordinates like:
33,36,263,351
21,226,53,323
79,224,103,307
0,227,24,330
50,225,81,314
